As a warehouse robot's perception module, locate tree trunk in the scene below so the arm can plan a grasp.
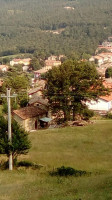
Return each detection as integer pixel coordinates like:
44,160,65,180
73,107,76,121
63,109,70,121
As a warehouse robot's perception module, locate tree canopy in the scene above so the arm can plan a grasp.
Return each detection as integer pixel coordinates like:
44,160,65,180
45,60,107,121
3,74,29,92
0,116,31,163
0,0,112,57
0,73,29,109
30,57,44,71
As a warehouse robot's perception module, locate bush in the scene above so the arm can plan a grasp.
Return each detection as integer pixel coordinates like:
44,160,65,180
0,161,9,170
106,112,112,119
17,160,43,169
49,166,89,177
82,108,94,120
17,160,33,167
20,98,28,108
2,103,8,114
105,67,112,78
0,117,31,165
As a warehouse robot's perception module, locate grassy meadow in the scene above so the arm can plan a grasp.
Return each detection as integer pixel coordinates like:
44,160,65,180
0,120,112,200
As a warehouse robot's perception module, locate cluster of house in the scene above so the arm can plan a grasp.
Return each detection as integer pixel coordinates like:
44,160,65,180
34,55,62,79
13,79,50,132
0,55,63,75
0,58,31,73
0,55,64,132
10,58,31,72
13,76,112,132
89,37,112,77
5,52,112,131
96,37,112,54
3,51,112,131
88,37,112,114
89,53,112,67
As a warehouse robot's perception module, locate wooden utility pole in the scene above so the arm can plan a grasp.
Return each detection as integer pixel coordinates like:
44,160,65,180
1,88,17,171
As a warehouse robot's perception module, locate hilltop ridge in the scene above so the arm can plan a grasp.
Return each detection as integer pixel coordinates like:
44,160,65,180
0,0,112,57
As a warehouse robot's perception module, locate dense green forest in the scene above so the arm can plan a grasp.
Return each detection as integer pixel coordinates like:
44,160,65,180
0,0,112,57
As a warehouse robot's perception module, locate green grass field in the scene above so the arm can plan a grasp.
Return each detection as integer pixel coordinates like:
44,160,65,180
0,120,112,200
0,53,32,60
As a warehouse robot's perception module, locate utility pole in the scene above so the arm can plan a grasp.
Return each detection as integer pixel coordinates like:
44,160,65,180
1,88,17,171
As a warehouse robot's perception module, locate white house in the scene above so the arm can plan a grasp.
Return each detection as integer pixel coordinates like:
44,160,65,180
22,65,29,72
0,65,9,72
86,94,112,112
48,55,57,61
89,56,104,66
89,53,112,66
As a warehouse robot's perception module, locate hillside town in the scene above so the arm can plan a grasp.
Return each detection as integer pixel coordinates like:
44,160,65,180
87,37,112,114
0,54,63,131
1,38,112,131
0,1,111,197
89,37,112,76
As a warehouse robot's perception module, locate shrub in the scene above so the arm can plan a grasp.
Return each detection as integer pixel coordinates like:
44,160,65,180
105,67,112,78
106,112,112,119
82,108,94,120
49,166,89,177
17,160,43,169
17,160,33,167
0,117,31,166
20,98,28,108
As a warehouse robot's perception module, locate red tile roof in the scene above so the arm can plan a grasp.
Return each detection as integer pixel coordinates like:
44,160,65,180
13,58,31,62
94,56,103,60
98,46,112,49
100,93,112,102
28,87,42,95
29,95,48,106
103,81,112,89
13,106,47,120
45,60,61,66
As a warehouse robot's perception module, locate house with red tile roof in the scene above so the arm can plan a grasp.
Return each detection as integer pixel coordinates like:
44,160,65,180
96,45,112,53
86,94,112,113
28,86,43,97
47,55,57,61
10,58,31,66
13,106,48,131
34,59,61,78
45,60,61,68
86,81,112,113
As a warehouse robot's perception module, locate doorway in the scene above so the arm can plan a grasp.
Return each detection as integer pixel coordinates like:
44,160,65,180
35,120,38,129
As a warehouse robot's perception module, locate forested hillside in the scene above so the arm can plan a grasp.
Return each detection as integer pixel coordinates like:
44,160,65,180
0,0,112,57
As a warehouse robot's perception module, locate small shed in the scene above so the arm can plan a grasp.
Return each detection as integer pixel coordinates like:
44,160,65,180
13,106,48,131
40,117,52,128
